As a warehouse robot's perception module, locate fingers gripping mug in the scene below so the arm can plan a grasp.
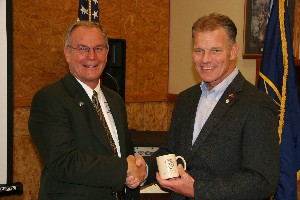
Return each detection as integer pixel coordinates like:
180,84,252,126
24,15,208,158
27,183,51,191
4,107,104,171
156,154,186,179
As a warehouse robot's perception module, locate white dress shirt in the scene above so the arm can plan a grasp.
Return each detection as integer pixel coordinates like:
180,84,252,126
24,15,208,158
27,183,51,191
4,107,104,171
76,79,121,157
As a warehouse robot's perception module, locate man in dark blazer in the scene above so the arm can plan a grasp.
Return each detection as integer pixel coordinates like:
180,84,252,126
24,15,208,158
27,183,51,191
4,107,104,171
28,21,146,200
145,13,280,200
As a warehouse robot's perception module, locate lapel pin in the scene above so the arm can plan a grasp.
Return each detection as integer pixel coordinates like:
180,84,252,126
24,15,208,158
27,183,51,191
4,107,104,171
226,93,235,104
79,102,85,107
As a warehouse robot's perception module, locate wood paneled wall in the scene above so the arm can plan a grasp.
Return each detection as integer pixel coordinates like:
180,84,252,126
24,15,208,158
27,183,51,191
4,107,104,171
13,0,169,106
6,1,171,199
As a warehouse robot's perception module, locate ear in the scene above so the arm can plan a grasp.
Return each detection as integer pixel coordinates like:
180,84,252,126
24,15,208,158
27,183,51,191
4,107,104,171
230,43,239,61
64,46,70,63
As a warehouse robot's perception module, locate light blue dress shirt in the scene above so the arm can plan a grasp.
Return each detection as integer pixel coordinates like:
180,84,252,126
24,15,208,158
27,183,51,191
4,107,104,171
192,68,238,145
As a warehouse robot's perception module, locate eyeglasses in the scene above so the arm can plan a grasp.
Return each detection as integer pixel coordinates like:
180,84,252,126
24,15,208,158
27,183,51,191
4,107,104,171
67,45,108,55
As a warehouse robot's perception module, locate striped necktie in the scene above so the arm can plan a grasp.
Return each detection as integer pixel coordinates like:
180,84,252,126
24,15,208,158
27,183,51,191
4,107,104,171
92,90,118,156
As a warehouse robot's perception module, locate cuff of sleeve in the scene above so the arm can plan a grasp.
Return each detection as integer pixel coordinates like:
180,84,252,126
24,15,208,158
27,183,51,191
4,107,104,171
140,164,149,186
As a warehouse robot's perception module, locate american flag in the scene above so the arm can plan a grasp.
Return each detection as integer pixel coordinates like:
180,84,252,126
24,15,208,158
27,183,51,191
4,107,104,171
77,0,99,22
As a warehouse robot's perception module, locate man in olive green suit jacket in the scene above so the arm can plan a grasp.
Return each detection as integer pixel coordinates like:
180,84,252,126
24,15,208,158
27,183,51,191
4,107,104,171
29,21,145,200
29,72,140,200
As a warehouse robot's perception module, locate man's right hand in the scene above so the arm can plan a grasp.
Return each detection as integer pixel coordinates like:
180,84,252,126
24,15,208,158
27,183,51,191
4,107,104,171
126,155,147,189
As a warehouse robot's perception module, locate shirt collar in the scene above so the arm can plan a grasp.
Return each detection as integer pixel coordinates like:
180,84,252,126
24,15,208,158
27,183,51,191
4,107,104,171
75,78,101,100
200,67,238,95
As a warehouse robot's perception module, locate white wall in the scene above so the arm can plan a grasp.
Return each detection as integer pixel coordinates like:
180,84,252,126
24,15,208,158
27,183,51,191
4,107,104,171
169,0,257,94
0,0,7,184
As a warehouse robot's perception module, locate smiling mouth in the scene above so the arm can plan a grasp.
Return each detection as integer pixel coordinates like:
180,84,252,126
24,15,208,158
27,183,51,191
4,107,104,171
202,66,214,70
83,65,97,68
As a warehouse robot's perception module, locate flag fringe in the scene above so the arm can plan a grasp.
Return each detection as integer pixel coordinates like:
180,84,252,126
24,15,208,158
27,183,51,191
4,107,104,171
278,0,289,144
259,71,282,106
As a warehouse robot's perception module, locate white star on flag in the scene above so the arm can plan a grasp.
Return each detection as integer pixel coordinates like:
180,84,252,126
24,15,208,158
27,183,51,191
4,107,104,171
92,11,98,20
80,5,88,15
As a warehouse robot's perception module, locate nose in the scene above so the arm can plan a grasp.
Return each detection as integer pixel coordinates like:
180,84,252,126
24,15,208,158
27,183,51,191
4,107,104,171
202,52,212,63
87,48,96,59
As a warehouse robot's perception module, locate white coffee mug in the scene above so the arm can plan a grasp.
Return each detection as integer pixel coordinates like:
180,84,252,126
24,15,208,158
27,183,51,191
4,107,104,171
156,154,186,179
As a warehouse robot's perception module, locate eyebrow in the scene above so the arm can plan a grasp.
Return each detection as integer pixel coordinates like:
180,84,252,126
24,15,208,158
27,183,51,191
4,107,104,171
75,44,107,47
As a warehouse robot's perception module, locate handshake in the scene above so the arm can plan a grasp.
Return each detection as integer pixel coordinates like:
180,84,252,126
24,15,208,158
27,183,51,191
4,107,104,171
126,155,147,189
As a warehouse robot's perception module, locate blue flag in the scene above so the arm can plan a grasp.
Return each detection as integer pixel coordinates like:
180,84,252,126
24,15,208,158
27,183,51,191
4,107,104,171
78,0,99,22
257,0,300,199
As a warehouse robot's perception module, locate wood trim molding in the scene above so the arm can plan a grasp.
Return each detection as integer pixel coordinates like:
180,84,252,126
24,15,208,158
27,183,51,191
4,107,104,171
15,93,178,107
14,97,32,107
167,93,178,102
125,94,169,103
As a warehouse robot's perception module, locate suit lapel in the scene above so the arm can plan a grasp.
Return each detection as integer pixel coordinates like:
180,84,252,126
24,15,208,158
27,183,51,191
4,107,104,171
185,86,202,155
191,73,244,155
62,73,113,153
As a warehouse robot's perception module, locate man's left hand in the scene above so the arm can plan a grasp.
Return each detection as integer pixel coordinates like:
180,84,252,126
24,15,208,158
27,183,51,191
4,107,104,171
156,164,195,198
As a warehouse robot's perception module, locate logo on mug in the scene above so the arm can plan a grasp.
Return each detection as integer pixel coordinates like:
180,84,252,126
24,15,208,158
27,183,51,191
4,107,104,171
156,154,187,179
166,159,175,170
